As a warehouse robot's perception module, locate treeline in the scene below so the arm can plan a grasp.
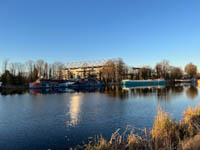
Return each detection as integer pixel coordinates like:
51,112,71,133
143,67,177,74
101,59,128,83
0,58,199,86
101,59,198,83
0,59,65,86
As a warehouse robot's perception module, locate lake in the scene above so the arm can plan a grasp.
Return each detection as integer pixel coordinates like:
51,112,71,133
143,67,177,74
0,85,200,150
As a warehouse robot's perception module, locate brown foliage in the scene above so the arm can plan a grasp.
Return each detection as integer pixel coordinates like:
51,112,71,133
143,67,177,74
184,63,197,78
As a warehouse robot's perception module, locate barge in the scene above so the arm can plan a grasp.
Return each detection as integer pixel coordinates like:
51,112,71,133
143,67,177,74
122,79,166,87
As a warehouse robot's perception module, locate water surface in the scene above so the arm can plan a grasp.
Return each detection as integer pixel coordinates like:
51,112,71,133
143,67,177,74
0,85,199,150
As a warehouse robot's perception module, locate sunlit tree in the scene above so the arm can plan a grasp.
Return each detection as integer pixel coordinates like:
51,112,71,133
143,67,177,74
116,58,127,82
101,60,116,83
170,67,183,79
184,63,197,78
155,60,170,79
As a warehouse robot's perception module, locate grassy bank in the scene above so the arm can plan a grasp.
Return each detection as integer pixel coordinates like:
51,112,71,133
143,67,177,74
71,105,200,150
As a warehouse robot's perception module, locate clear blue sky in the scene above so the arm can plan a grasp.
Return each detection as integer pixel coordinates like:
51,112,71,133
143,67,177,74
0,0,200,69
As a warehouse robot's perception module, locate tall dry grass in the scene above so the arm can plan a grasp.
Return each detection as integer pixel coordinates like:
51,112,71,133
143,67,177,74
182,133,200,150
183,105,200,136
72,127,151,150
151,107,181,150
72,105,200,150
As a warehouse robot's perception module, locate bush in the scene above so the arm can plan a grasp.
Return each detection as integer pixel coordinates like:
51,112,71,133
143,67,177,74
182,133,200,150
72,128,150,150
183,105,200,136
151,107,181,150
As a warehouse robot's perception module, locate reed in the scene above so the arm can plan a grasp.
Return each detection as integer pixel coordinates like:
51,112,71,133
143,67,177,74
182,133,200,150
151,107,180,149
72,105,200,150
183,105,200,136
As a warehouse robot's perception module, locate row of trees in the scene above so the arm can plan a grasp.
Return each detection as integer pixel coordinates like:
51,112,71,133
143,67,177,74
0,58,199,85
101,59,198,82
155,60,197,79
0,59,65,85
101,59,128,83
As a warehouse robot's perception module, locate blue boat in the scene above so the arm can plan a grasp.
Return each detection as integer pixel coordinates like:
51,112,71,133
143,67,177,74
69,79,104,88
122,79,166,88
57,81,75,88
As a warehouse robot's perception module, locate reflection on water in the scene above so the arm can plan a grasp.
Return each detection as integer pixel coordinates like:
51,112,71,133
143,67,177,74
101,85,186,101
28,87,104,95
70,86,104,92
0,84,200,150
103,86,129,100
0,88,27,95
29,88,75,95
0,85,199,103
186,86,198,100
119,85,197,102
66,94,83,127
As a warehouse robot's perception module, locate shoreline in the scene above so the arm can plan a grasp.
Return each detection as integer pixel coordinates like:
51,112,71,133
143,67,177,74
0,81,195,90
71,105,200,150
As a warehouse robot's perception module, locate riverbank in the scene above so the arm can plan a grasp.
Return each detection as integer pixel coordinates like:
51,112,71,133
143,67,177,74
0,85,29,90
72,105,200,150
0,79,197,90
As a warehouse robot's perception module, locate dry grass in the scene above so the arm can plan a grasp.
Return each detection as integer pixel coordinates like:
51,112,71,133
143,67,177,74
151,107,181,150
73,127,151,150
72,105,200,150
183,105,200,136
182,133,200,150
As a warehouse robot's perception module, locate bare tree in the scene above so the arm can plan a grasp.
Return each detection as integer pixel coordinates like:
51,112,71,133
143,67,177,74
10,63,17,76
116,58,128,81
44,63,48,79
185,63,197,78
2,59,9,73
26,60,34,81
51,63,57,79
101,60,116,83
139,66,152,80
15,62,25,76
48,64,53,79
53,62,64,80
170,67,183,79
155,60,170,79
36,59,45,79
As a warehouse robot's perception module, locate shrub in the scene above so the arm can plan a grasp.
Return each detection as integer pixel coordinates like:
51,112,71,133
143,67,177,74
151,107,180,150
182,133,200,150
72,128,150,150
183,105,200,136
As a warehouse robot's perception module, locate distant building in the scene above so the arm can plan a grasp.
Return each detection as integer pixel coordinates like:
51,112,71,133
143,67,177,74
57,66,103,80
55,60,110,80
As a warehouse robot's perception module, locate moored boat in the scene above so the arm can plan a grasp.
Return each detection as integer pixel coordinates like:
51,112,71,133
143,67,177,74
29,79,75,89
57,81,75,88
69,79,104,88
29,79,58,89
122,79,166,87
29,82,41,89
